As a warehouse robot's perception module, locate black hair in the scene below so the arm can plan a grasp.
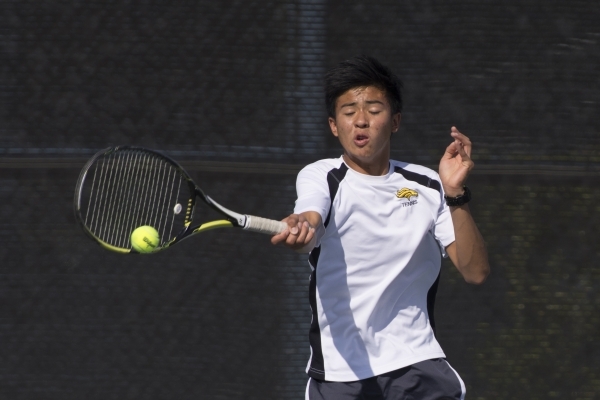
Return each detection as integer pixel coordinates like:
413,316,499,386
324,55,403,119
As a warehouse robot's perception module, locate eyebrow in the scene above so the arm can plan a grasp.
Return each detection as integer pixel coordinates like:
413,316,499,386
339,99,385,108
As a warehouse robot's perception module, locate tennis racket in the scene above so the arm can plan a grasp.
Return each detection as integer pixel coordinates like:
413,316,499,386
74,146,287,254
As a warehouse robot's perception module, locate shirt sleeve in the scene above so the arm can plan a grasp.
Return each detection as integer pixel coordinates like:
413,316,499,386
433,182,456,258
293,162,331,223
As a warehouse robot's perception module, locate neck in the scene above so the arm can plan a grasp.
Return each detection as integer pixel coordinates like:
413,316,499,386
342,154,390,176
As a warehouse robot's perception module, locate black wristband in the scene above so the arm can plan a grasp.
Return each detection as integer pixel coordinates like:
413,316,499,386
444,186,471,207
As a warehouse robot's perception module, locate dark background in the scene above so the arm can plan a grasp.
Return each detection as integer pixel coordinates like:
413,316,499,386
1,1,599,399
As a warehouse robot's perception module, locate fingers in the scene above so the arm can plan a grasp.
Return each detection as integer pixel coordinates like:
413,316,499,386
270,214,295,245
270,214,315,250
270,228,289,245
286,214,301,234
448,126,475,168
450,126,472,157
285,220,314,247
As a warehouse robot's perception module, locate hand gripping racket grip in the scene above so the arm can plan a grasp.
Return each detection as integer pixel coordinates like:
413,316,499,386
244,216,288,235
205,196,287,236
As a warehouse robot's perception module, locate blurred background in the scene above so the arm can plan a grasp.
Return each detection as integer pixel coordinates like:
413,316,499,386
1,1,599,399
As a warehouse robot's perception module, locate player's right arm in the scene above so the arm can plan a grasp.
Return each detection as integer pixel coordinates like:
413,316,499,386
273,160,333,252
271,211,322,253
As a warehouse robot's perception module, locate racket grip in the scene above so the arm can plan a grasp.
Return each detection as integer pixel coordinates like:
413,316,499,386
244,215,288,235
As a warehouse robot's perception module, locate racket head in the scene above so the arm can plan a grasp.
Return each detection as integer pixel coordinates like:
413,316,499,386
74,146,206,253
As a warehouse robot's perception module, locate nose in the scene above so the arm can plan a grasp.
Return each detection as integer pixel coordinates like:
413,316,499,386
354,110,369,128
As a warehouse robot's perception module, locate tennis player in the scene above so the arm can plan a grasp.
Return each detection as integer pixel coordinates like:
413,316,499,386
271,55,490,399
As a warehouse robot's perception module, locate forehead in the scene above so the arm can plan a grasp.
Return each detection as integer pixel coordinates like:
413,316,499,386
336,86,389,107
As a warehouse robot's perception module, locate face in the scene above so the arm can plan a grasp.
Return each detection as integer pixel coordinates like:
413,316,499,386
329,86,400,175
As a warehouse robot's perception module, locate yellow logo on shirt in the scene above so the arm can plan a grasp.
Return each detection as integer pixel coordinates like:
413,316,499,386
396,188,418,200
396,188,419,208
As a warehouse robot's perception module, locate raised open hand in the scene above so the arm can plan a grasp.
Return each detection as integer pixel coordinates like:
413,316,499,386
438,126,475,197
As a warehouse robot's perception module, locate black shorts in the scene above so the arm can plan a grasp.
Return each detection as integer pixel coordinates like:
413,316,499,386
305,358,466,400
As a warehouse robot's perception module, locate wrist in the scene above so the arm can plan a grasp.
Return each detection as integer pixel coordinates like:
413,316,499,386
444,185,471,207
443,188,464,197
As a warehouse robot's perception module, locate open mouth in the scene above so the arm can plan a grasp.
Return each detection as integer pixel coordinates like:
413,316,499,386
354,134,369,146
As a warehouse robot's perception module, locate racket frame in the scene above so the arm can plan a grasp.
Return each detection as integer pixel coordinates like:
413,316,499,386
74,146,285,254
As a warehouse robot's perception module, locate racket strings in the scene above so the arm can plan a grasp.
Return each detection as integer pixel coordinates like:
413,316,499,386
153,162,181,238
82,150,188,249
129,152,150,239
102,153,130,244
115,151,141,245
148,156,170,235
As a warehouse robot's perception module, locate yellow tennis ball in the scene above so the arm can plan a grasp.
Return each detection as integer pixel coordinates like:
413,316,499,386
130,225,160,253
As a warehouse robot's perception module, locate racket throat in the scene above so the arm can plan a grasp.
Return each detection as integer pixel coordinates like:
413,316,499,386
205,195,248,228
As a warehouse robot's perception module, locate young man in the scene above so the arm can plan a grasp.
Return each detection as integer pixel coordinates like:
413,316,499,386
271,55,490,400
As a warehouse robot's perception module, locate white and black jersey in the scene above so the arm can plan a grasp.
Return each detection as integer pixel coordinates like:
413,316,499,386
294,156,456,382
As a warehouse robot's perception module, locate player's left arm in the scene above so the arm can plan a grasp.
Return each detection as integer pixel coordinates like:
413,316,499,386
439,127,490,284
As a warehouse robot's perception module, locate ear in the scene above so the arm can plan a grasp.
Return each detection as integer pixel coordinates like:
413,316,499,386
392,113,401,133
328,117,339,137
